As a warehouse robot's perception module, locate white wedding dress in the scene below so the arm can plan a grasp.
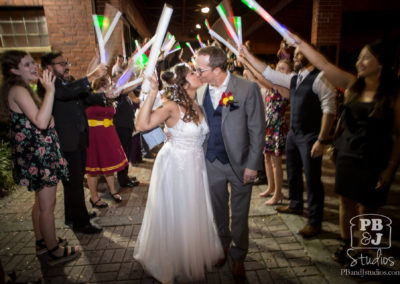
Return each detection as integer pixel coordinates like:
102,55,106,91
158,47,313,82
134,109,223,283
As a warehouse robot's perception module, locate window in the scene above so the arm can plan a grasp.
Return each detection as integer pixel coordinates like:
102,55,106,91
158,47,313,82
0,8,50,52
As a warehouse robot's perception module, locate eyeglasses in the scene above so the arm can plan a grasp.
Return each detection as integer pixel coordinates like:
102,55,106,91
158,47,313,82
52,61,71,67
195,66,212,75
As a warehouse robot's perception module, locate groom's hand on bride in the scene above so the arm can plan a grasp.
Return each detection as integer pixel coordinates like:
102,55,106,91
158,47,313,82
243,168,257,184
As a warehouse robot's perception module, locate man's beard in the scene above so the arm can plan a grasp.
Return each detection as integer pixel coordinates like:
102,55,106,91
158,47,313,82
294,57,309,73
54,69,71,81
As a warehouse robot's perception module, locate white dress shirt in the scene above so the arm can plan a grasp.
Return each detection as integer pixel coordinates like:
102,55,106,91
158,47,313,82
262,66,336,115
208,72,231,109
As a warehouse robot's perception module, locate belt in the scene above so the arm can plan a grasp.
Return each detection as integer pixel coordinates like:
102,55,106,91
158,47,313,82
88,119,114,127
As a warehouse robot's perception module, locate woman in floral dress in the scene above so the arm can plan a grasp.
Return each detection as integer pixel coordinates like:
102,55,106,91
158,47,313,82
1,50,80,266
260,60,292,205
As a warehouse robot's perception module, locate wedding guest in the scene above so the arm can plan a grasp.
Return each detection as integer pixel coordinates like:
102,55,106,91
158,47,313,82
240,58,293,205
39,51,114,234
1,50,80,265
85,76,128,207
291,34,400,263
241,43,337,238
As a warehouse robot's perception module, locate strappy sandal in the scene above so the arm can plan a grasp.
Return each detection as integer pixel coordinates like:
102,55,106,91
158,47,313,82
47,245,81,266
36,237,68,256
111,193,122,203
90,198,108,208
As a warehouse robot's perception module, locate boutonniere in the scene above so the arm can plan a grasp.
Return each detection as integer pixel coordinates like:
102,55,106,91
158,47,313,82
219,91,239,110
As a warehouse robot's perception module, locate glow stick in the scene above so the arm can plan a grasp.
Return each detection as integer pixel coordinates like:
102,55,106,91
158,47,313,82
141,4,173,96
209,29,238,56
166,46,181,56
92,15,106,63
164,35,176,55
116,36,155,87
216,4,240,47
196,34,205,48
185,42,195,55
116,77,143,93
241,0,295,45
235,17,243,44
103,11,121,44
204,19,211,30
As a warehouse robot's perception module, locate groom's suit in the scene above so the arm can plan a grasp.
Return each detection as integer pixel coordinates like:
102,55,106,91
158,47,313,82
197,73,265,262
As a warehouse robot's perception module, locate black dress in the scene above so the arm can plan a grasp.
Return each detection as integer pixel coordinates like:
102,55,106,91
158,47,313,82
335,101,393,208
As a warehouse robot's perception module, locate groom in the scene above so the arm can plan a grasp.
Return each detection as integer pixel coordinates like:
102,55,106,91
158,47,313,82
195,46,265,280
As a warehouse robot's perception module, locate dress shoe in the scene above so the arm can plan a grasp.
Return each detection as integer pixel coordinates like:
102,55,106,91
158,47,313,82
276,205,303,215
73,223,103,234
232,261,246,281
130,176,137,182
120,180,139,188
298,224,321,238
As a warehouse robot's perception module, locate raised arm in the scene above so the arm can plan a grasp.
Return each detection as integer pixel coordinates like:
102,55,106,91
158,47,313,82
239,56,290,99
9,70,55,129
239,44,268,74
290,33,356,89
135,76,174,132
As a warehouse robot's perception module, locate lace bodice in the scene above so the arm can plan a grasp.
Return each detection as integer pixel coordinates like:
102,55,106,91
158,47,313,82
166,110,209,150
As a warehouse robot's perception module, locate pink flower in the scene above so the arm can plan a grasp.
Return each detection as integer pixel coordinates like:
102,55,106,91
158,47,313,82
15,132,26,142
25,120,31,128
20,179,29,186
38,147,46,157
45,169,50,176
44,136,53,143
50,176,57,182
59,158,66,165
29,167,38,175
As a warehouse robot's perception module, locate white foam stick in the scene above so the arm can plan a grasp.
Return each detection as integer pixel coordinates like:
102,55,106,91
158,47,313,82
209,29,238,56
242,0,295,45
116,77,143,93
141,4,173,96
103,11,122,44
166,47,181,56
92,15,106,63
216,4,240,47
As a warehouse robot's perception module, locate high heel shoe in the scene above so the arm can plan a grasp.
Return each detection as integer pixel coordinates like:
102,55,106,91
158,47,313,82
264,195,284,205
111,193,122,203
90,198,108,208
259,189,273,197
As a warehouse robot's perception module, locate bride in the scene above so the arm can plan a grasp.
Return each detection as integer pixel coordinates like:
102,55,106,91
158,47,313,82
134,63,223,283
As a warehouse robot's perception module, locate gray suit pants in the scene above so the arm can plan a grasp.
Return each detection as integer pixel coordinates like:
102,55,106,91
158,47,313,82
206,159,252,262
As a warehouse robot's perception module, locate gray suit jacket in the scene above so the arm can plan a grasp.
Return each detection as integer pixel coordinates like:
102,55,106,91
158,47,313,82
197,73,266,181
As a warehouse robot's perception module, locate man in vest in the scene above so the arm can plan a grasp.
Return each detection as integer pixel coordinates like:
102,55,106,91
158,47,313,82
195,46,265,281
240,45,336,238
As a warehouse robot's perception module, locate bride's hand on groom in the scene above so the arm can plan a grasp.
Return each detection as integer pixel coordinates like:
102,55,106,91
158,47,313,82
243,168,257,184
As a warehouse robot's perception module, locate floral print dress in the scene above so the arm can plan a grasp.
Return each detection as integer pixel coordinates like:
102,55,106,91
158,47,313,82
10,112,69,191
264,89,289,156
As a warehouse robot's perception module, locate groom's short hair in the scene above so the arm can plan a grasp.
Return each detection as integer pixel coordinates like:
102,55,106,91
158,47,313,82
197,46,227,71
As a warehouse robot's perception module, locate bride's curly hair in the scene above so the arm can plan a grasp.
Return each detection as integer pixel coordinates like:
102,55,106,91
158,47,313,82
161,63,200,125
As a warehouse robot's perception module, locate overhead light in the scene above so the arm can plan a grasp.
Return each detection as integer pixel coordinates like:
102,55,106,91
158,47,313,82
196,24,201,29
201,7,210,13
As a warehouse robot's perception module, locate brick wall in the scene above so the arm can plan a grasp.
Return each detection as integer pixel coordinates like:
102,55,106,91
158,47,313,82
0,0,43,5
42,0,97,77
311,0,342,63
